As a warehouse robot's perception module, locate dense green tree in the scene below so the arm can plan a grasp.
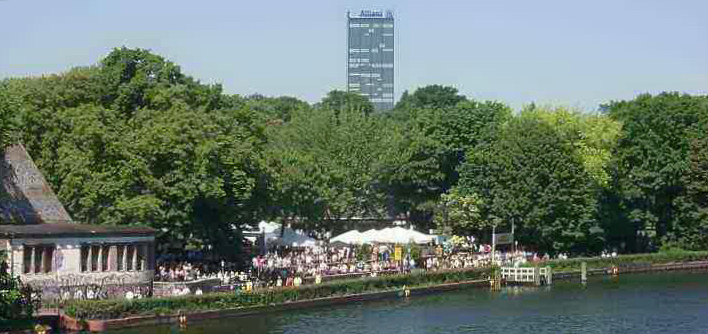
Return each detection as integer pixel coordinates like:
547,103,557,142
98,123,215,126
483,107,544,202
98,47,223,114
433,188,489,236
606,93,708,251
520,106,621,188
389,99,511,229
316,90,373,115
393,85,466,114
244,94,310,123
670,124,708,250
0,82,18,148
4,48,267,261
3,67,106,185
459,115,601,254
266,107,407,232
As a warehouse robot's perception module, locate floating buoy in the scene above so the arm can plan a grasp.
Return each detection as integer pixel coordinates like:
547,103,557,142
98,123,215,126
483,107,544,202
178,311,188,329
34,324,47,334
611,266,619,276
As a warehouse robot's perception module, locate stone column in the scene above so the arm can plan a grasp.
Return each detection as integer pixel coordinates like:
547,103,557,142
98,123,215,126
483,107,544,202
98,246,104,272
87,244,93,272
131,245,138,272
50,246,57,272
122,246,128,271
30,246,35,274
108,245,117,272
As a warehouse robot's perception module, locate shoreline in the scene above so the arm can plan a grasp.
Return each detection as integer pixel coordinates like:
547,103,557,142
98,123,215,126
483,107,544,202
54,259,708,332
62,279,491,332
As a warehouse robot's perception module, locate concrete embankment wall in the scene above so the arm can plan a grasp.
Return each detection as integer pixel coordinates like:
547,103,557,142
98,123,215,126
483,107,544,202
60,279,490,332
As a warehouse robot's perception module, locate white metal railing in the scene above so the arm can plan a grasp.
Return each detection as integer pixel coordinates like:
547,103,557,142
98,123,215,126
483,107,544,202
501,267,541,283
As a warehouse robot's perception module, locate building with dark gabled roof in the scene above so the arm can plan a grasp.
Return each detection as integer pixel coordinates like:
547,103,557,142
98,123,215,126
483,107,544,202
0,145,156,300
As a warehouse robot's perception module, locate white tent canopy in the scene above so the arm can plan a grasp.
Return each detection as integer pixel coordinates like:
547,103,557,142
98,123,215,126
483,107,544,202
271,228,317,247
254,221,317,247
361,229,379,242
330,226,435,245
258,221,281,234
329,230,364,244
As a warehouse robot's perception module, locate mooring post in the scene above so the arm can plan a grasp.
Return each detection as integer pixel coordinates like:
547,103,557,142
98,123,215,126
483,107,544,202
581,262,587,283
546,266,552,285
534,266,541,286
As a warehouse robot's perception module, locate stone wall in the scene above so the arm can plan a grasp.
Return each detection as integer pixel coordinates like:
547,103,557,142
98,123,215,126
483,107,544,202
24,270,154,300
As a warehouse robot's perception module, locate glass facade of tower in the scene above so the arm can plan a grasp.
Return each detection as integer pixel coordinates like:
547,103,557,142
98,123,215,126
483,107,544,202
347,10,394,111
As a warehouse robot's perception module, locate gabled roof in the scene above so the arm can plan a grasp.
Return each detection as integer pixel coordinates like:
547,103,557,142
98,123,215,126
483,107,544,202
1,145,73,224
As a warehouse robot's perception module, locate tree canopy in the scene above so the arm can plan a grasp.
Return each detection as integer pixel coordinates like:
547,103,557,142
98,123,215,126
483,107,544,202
2,47,707,258
265,105,406,232
2,48,265,260
316,90,374,115
394,85,466,112
605,93,708,251
458,112,601,254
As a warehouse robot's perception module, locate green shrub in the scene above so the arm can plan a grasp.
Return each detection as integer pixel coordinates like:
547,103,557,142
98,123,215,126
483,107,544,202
0,271,39,326
64,268,490,320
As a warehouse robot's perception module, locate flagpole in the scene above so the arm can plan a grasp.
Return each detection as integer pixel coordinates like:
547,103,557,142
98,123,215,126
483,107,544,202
511,218,515,254
491,224,496,266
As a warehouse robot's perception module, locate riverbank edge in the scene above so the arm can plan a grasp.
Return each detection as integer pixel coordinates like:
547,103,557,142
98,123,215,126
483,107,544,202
56,259,708,332
552,259,708,280
60,279,490,332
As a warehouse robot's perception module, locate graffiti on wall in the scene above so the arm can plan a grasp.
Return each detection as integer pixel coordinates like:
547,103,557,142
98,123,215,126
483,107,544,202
26,272,153,301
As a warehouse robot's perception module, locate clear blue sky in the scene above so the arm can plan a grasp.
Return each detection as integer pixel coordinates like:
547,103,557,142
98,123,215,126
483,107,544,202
1,0,706,110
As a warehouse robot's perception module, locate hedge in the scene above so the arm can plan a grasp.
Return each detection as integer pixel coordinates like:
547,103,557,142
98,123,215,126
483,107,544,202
64,267,491,320
544,250,708,272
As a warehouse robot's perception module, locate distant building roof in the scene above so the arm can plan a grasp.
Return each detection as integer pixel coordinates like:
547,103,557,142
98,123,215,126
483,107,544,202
0,224,154,239
348,10,394,19
0,145,73,224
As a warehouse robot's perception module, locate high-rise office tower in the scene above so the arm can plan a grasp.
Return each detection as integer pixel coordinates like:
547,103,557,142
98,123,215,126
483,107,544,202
347,10,394,111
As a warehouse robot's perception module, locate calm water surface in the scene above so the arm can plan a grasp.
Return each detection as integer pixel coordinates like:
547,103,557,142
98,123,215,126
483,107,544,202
115,272,708,334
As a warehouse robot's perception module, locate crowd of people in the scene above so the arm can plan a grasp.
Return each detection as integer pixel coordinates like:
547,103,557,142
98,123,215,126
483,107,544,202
154,238,574,293
249,245,406,286
156,260,242,284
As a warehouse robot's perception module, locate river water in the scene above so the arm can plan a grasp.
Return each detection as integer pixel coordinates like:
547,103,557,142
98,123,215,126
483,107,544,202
116,271,708,334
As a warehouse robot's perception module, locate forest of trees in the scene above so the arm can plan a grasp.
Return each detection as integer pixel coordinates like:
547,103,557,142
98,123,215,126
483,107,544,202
1,47,707,259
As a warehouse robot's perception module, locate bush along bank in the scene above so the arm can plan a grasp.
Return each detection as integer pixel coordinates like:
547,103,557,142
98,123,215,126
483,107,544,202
64,267,492,320
544,250,708,273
